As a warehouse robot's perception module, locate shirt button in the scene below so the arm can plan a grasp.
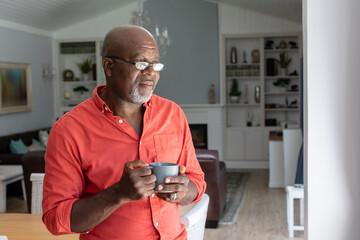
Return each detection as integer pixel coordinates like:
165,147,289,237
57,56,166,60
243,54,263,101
119,119,123,124
105,107,108,110
152,193,154,198
149,103,151,106
155,222,159,227
140,141,142,145
101,110,104,113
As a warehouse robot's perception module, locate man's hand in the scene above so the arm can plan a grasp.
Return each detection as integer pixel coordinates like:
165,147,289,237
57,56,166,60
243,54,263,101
70,159,156,233
117,159,156,202
156,165,198,205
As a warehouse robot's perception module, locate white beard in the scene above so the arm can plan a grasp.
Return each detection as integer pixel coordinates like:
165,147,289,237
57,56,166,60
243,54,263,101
130,86,153,103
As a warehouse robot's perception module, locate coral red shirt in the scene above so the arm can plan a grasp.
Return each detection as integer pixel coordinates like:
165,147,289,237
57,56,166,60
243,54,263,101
42,85,206,240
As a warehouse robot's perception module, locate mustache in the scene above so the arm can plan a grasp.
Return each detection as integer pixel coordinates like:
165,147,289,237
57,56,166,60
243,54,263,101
136,78,155,85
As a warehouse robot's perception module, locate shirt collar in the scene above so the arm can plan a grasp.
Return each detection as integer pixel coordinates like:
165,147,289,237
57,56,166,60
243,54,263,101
92,85,153,112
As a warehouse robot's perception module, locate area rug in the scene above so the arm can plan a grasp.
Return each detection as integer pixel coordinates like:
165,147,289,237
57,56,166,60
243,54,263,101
219,172,250,225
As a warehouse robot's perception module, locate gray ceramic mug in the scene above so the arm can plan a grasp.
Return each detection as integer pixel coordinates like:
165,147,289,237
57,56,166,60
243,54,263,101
149,162,179,193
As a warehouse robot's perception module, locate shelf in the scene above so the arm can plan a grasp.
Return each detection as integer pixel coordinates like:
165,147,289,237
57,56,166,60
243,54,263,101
61,98,91,105
264,126,282,129
265,108,299,111
226,77,260,80
226,126,262,129
180,104,224,108
265,76,299,79
227,103,261,107
226,63,260,66
60,53,96,57
264,49,299,53
61,81,97,84
265,92,299,95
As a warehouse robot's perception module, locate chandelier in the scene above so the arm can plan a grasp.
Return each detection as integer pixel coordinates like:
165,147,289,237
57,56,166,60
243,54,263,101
129,0,171,58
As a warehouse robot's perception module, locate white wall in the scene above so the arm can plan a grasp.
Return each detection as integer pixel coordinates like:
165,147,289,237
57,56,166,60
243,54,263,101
0,26,53,136
218,3,302,35
53,2,137,39
305,0,360,239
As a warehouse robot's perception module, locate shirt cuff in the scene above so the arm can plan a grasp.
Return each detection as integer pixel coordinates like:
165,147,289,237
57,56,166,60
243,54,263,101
186,173,206,203
43,198,78,235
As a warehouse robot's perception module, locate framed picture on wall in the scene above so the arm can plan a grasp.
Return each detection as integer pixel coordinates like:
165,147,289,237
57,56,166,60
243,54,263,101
0,62,32,114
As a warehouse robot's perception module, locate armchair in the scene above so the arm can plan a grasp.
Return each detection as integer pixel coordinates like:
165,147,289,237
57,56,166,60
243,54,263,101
195,149,227,228
180,193,210,240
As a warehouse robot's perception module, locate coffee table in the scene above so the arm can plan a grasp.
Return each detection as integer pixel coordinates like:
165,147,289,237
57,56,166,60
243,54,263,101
0,165,25,212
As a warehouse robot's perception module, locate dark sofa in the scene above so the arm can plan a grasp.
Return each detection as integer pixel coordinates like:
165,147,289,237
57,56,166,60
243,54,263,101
21,149,227,228
22,151,46,213
0,128,48,165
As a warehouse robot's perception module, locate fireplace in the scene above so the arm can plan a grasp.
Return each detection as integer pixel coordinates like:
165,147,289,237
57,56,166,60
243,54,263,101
189,124,208,149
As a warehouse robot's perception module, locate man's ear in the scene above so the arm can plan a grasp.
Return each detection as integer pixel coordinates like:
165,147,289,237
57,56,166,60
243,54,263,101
102,58,113,78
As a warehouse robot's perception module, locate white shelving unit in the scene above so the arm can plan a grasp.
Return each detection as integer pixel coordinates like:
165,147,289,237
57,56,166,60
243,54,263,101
54,39,105,118
222,33,302,168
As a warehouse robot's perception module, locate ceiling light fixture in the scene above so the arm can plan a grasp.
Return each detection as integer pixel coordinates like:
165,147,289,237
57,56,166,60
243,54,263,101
129,0,171,58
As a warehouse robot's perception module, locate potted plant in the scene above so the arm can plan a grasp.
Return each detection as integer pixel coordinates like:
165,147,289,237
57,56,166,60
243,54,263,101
73,86,89,99
273,78,290,92
229,79,241,103
276,51,292,76
77,58,92,81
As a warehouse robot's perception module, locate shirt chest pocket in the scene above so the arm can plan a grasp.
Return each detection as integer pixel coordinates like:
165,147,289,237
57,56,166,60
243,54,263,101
154,134,181,163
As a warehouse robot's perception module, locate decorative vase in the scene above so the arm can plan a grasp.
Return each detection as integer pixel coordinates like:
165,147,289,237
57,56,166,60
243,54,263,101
280,87,287,92
82,73,89,81
209,84,215,104
64,91,71,99
244,84,249,104
230,96,240,103
246,110,253,126
280,68,287,76
255,85,260,103
230,47,237,64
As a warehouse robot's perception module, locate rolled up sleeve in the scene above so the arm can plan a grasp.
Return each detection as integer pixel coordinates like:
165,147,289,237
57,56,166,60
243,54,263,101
42,123,84,235
178,110,206,203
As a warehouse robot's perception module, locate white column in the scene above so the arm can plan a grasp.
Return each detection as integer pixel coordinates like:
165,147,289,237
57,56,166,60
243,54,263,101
305,0,360,239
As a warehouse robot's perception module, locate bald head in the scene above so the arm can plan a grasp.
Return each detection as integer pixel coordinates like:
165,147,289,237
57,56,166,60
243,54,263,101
101,25,158,59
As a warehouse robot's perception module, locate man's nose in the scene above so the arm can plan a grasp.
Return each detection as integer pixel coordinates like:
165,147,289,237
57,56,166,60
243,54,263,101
141,66,157,75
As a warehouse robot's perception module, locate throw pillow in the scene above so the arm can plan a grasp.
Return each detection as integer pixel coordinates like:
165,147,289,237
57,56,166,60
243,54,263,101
27,138,46,152
32,138,46,148
10,139,28,154
39,130,49,147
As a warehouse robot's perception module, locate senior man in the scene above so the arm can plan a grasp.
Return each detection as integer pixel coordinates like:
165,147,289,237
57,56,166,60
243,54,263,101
42,25,206,240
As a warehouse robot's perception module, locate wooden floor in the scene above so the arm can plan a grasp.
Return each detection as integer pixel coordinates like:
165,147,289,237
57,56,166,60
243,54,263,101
7,169,303,239
204,169,304,240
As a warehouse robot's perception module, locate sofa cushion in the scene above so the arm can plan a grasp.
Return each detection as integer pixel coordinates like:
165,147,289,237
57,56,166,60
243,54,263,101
9,139,28,154
27,139,46,151
38,130,49,147
0,129,41,154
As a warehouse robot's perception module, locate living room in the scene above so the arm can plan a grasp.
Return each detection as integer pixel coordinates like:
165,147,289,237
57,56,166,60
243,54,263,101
1,0,360,240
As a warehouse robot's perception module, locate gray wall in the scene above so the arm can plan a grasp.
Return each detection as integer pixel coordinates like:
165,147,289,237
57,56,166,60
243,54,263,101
0,26,53,136
145,0,219,104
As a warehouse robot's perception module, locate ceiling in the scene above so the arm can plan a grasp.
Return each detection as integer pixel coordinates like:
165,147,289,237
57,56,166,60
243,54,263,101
219,0,302,23
0,0,301,32
0,0,134,31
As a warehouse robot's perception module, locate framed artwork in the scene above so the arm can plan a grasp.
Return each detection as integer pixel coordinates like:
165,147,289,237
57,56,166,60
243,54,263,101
0,62,32,114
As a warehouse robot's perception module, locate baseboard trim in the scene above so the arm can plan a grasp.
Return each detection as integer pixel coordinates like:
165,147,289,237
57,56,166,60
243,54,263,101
269,181,285,188
224,160,269,169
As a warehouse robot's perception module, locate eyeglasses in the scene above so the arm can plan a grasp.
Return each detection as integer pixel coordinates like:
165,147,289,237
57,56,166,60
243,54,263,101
105,56,164,71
